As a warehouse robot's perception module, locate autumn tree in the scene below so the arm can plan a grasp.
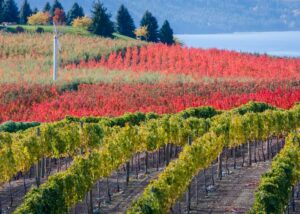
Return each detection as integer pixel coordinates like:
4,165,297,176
27,12,50,25
53,8,66,25
135,26,148,40
72,16,92,29
50,0,63,17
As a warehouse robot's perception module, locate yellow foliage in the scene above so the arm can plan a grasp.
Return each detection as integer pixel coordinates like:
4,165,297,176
27,12,50,25
72,16,92,29
134,26,148,40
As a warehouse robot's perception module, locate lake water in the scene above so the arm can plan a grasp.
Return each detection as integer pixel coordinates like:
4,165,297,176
176,31,300,58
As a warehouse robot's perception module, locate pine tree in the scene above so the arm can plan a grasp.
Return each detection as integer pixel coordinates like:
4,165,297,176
159,20,174,45
66,2,84,25
91,0,114,37
0,0,4,23
140,10,159,42
116,4,135,38
19,0,32,24
1,0,19,23
50,0,63,17
43,2,51,12
32,7,38,14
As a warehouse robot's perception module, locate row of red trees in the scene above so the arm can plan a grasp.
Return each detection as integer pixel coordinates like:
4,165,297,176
67,44,300,80
1,81,299,122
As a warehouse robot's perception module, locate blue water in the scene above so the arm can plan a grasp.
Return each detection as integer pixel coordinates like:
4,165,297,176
176,31,300,58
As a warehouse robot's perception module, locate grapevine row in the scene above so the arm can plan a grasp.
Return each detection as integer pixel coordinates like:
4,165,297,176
14,102,286,213
126,105,300,213
0,107,218,184
250,132,300,214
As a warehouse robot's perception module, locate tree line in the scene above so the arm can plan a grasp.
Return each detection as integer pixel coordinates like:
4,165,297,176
0,0,174,44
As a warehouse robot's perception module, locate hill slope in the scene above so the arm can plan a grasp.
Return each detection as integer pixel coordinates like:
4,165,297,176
15,0,300,33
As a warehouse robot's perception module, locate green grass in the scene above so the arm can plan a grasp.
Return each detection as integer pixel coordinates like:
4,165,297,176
6,25,136,41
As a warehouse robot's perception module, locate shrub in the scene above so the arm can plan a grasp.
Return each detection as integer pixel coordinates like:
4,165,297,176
72,16,92,30
36,27,44,33
135,26,148,40
15,26,25,33
28,12,50,25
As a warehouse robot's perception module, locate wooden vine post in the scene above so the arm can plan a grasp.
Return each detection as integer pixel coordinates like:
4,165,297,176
247,141,252,166
217,151,223,180
126,161,130,186
186,136,192,213
36,127,41,187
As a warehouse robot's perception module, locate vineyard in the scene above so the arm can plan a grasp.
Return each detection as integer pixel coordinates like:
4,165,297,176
0,32,300,214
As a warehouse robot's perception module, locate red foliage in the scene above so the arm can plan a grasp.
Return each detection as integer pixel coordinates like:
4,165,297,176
68,44,300,81
0,84,59,122
53,8,66,25
2,45,300,123
0,81,297,122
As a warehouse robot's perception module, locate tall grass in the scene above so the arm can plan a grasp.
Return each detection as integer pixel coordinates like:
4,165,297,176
0,33,145,84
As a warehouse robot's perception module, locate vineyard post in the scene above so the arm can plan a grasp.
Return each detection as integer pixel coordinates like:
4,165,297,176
135,154,139,179
247,141,252,166
116,170,120,192
23,172,27,194
131,157,134,171
36,127,41,187
211,165,215,186
126,162,130,186
186,136,192,213
242,145,245,167
261,140,266,162
195,175,199,203
9,181,13,207
233,147,236,169
156,150,159,171
292,187,295,212
267,138,270,160
204,169,208,196
106,178,111,202
170,144,173,158
217,152,223,180
276,136,280,153
166,144,170,166
145,152,149,174
88,189,93,214
225,149,229,174
254,141,257,163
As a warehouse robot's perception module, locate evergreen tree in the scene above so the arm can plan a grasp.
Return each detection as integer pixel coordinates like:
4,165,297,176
32,7,38,14
19,0,32,24
91,0,114,37
140,10,159,42
66,2,84,25
43,2,51,12
159,20,174,45
1,0,19,23
50,0,63,17
0,0,4,23
116,4,135,38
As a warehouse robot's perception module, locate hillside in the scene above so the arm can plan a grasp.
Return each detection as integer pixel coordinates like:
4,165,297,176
15,0,300,33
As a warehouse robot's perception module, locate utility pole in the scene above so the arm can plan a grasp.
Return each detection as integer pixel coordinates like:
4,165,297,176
53,22,61,81
53,34,58,81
